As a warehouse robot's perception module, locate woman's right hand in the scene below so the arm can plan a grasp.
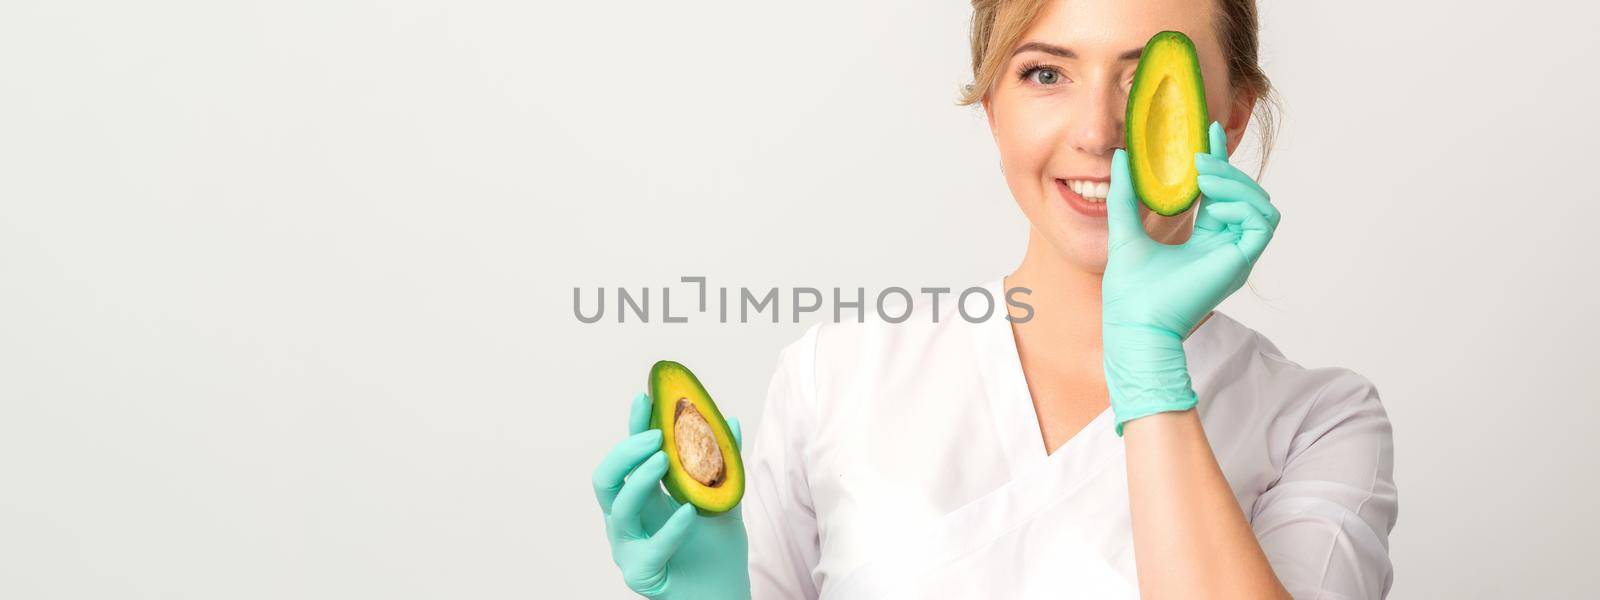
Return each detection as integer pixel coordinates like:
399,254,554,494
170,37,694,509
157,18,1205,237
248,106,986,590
592,392,752,599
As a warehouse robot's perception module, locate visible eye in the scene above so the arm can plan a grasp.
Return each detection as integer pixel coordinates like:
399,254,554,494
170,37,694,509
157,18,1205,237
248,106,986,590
1016,62,1067,87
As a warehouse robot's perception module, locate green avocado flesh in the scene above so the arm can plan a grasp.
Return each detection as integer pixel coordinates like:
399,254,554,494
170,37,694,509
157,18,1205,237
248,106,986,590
1126,31,1210,217
649,360,744,514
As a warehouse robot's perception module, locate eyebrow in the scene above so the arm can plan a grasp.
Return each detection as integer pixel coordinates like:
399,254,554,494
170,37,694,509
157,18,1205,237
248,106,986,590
1011,42,1143,61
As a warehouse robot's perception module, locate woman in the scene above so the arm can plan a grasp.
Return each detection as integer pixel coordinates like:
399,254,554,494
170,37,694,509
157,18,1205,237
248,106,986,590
592,0,1398,597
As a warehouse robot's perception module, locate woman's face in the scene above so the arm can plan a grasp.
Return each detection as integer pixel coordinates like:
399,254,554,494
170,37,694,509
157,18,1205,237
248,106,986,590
984,0,1249,273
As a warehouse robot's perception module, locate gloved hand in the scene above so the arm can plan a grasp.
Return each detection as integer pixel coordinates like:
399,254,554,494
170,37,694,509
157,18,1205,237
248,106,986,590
592,392,751,599
1102,121,1282,436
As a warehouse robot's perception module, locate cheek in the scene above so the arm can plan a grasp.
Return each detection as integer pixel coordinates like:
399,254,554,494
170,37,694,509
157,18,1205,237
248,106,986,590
1205,81,1232,132
994,103,1065,183
1196,54,1235,131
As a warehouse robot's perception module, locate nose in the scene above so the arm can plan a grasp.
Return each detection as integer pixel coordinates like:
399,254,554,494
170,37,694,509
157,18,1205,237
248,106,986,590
1069,84,1125,158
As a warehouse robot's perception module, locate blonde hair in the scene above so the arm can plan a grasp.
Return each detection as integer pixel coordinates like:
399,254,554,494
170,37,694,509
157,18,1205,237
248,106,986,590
959,0,1281,170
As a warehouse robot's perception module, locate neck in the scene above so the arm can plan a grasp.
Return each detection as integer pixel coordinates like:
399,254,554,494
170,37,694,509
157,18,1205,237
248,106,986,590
1004,227,1105,377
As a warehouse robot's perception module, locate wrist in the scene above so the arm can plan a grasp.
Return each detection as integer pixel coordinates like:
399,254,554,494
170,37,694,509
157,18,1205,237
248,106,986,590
1102,322,1198,436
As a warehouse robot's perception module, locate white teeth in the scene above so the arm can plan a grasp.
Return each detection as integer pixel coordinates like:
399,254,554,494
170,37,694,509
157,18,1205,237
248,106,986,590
1064,179,1107,202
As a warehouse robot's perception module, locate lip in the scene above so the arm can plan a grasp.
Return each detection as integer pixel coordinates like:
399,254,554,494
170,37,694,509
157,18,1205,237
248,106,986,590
1055,178,1107,219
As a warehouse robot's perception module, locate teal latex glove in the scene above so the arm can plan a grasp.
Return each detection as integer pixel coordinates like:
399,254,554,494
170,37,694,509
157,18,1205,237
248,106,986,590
592,392,751,599
1103,121,1282,435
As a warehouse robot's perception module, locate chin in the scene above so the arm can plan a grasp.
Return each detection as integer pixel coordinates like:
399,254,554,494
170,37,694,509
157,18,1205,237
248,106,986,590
1043,225,1110,274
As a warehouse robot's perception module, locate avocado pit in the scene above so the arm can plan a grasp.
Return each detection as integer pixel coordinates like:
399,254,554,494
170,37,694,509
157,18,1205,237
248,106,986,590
673,398,726,487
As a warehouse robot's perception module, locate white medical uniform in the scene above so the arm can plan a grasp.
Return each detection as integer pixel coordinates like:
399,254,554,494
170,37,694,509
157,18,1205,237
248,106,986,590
742,279,1398,599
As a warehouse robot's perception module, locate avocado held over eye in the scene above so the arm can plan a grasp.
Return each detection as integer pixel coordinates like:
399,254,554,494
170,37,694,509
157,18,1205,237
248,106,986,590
649,360,745,514
1126,30,1210,217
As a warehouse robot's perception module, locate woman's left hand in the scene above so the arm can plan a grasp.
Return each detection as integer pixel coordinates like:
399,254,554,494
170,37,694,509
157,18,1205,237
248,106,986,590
1101,121,1281,435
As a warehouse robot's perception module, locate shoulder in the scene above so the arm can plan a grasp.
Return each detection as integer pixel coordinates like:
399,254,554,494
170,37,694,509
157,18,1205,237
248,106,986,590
1203,312,1384,403
1197,313,1391,451
770,281,1005,413
765,320,822,409
810,282,999,362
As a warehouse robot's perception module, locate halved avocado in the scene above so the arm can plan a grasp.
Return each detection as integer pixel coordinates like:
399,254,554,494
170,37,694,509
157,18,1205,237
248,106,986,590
648,360,744,514
1125,31,1210,217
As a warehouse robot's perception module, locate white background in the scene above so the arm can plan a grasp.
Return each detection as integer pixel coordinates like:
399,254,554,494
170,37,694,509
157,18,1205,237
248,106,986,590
3,0,1597,597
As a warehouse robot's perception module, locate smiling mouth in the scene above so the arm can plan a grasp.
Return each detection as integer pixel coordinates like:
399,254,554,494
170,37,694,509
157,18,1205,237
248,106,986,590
1058,179,1108,202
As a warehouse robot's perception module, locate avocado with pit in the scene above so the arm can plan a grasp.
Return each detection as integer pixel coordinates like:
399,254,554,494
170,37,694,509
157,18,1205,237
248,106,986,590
1125,30,1210,217
649,360,745,514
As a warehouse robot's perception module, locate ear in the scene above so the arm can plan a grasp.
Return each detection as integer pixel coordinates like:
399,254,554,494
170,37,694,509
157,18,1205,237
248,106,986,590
1223,89,1257,156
